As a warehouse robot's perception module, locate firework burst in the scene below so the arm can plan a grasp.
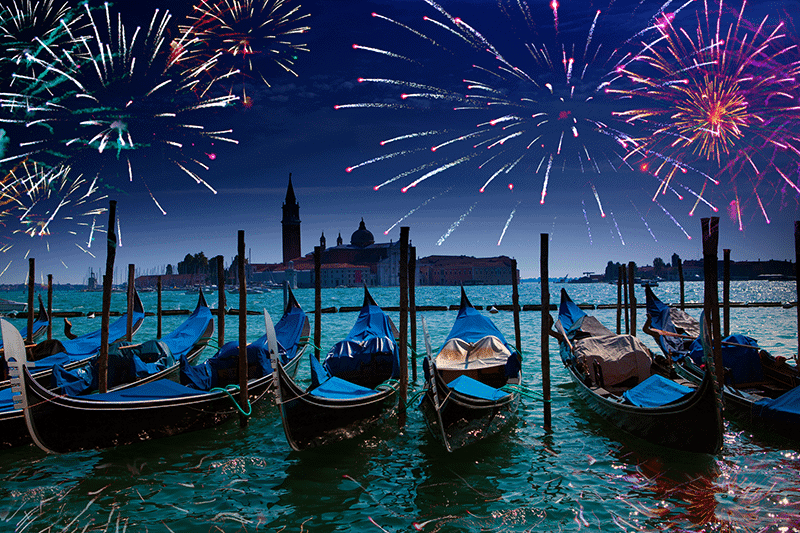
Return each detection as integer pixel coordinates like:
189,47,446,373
610,0,800,225
177,0,310,103
0,3,239,210
0,159,107,253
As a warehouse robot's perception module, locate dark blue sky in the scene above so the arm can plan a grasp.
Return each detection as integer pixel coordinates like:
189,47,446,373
2,0,798,284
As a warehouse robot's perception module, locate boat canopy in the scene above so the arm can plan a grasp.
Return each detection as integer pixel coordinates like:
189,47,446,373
622,374,694,407
645,286,700,359
323,295,399,388
180,340,272,391
572,334,653,388
688,334,761,386
754,385,800,424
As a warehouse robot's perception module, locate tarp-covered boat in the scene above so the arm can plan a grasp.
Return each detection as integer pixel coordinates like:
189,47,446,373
3,294,307,453
275,286,400,451
419,287,522,451
0,290,145,391
645,285,800,439
0,291,211,449
555,288,723,454
0,295,49,356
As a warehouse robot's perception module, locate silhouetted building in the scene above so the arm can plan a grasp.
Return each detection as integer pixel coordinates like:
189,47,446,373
281,174,301,265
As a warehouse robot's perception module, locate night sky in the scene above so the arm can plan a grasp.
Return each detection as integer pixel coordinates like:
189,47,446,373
1,0,798,284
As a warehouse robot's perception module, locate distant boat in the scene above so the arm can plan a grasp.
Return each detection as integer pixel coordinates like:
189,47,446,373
0,299,26,315
640,280,659,288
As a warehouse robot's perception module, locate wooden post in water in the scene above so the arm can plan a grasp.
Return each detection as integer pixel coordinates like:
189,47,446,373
398,227,409,427
616,266,623,335
99,200,117,394
621,265,629,334
512,259,522,355
796,221,800,360
627,261,637,336
409,245,417,383
314,246,321,360
678,257,685,310
26,258,34,345
157,276,163,339
723,249,731,338
702,217,723,386
540,233,552,432
216,255,225,346
47,274,52,341
126,264,134,342
237,230,248,428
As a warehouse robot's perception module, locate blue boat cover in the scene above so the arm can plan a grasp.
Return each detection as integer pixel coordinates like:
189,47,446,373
180,340,270,391
81,378,209,402
323,297,399,388
254,303,307,365
305,353,382,400
51,303,212,396
754,385,800,424
0,316,49,351
645,287,689,359
687,334,761,385
622,374,693,407
0,387,15,413
558,289,586,332
26,307,146,373
447,375,510,401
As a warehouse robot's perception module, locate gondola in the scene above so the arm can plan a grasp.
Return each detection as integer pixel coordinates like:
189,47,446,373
0,295,50,355
0,291,212,449
554,288,723,455
274,286,400,451
0,289,145,391
645,285,800,439
3,293,307,453
419,287,522,451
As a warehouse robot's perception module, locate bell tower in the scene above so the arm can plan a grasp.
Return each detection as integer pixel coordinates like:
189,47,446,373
282,174,301,264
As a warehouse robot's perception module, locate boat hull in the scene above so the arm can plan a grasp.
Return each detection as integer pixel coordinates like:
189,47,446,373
567,362,723,454
275,360,398,451
419,370,519,452
19,365,273,453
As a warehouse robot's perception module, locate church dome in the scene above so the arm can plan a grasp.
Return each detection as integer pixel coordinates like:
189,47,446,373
350,218,374,248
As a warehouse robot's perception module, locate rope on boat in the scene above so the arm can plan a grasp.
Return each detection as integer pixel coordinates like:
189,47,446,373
209,385,253,417
501,383,550,402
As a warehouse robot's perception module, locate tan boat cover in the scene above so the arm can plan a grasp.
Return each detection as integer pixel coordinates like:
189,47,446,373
435,335,511,371
573,334,653,387
669,308,701,338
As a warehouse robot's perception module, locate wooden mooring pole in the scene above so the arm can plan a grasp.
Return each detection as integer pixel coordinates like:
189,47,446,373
399,227,409,427
314,246,321,360
621,265,629,334
616,266,622,335
26,258,34,345
238,230,248,428
627,261,637,336
723,249,731,338
216,255,225,346
409,246,417,383
702,217,723,386
678,257,685,310
795,221,799,360
47,274,52,341
99,200,117,394
540,233,552,432
512,259,522,356
126,264,134,342
157,275,163,339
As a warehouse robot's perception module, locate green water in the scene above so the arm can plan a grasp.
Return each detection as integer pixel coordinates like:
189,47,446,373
1,281,798,532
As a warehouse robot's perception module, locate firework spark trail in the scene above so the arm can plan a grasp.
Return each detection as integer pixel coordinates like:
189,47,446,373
540,155,553,204
403,156,473,192
352,44,419,64
481,165,511,192
609,211,625,245
437,202,477,245
346,150,424,173
383,187,452,234
655,198,692,239
497,202,520,246
379,130,443,146
630,200,657,241
591,183,606,217
0,260,11,278
582,200,592,244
